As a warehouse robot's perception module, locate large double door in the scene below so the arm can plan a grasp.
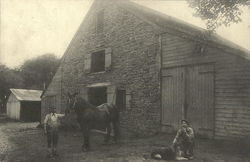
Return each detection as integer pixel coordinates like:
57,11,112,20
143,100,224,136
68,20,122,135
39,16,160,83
161,64,214,137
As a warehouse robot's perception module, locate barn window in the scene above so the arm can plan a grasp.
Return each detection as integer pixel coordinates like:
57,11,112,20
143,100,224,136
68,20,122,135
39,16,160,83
91,50,105,73
88,87,107,106
96,10,104,33
84,48,112,73
116,89,126,111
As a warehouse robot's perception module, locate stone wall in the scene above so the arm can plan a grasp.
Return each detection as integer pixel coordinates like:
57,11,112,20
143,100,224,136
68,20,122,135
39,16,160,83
42,1,162,136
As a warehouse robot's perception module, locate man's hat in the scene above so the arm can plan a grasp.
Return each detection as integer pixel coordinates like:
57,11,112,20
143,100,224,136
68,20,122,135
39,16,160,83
181,119,189,125
48,107,56,110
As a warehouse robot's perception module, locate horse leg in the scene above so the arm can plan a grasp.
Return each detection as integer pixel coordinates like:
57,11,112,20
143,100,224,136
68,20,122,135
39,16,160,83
82,135,90,152
112,121,120,144
104,122,111,144
82,125,91,152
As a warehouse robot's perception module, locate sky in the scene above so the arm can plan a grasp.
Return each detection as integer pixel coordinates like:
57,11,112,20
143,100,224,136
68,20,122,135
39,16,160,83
1,0,250,68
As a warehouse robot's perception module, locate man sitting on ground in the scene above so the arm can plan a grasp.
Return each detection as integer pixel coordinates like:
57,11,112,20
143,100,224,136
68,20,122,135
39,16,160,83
173,119,195,160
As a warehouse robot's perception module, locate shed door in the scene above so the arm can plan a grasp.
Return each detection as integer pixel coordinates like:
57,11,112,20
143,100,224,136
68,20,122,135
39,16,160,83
162,64,214,137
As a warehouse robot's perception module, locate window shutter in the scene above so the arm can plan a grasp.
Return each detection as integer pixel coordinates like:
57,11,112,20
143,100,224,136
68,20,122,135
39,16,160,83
84,54,91,73
105,47,112,71
126,90,131,109
96,10,104,33
107,85,116,104
80,87,88,101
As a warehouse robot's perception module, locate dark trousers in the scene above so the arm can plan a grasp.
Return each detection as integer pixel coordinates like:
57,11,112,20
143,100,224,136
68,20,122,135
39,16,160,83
47,130,59,148
182,141,194,157
173,140,194,158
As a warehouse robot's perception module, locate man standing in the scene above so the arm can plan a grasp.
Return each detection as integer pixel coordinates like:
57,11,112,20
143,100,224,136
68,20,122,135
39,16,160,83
44,107,65,157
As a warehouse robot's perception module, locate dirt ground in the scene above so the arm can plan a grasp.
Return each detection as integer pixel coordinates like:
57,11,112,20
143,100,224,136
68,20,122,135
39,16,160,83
0,116,250,162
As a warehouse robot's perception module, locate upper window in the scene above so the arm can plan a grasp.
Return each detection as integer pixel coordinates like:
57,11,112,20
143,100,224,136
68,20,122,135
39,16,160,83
91,50,105,73
84,48,112,73
96,10,104,33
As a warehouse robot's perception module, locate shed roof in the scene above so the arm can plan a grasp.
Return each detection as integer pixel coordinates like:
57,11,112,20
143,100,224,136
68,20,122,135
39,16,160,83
10,89,42,101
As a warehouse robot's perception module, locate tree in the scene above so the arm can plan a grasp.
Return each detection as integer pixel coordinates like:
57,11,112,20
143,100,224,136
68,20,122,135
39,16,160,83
187,0,250,31
0,64,24,112
20,53,60,90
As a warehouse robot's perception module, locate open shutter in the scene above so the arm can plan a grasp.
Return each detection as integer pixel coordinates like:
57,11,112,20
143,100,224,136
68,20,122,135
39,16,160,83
107,85,116,104
126,90,131,109
105,47,112,71
80,87,88,101
84,54,91,73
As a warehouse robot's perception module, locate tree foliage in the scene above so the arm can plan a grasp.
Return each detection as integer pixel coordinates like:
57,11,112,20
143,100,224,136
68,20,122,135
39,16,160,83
20,53,60,89
187,0,250,31
0,54,60,113
0,64,24,112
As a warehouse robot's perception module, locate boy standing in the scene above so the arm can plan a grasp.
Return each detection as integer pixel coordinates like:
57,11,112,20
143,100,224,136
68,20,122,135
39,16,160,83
44,107,65,157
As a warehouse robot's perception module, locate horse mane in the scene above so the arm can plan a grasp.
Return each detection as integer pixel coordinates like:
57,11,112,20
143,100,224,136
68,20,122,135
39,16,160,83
74,96,96,110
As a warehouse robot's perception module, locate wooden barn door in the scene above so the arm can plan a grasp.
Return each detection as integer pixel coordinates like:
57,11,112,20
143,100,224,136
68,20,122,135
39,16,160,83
162,64,214,137
185,64,214,137
161,67,185,130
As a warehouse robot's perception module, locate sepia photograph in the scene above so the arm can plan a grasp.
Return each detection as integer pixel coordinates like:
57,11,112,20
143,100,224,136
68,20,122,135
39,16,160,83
0,0,250,161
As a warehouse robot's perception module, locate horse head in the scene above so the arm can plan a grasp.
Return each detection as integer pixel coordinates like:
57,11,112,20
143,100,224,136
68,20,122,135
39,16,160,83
66,92,78,114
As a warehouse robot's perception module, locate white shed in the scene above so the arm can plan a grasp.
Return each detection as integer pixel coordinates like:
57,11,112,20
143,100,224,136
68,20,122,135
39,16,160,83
7,89,42,122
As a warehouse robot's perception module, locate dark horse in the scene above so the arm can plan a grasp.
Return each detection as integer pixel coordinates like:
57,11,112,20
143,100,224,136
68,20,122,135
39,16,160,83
66,93,120,151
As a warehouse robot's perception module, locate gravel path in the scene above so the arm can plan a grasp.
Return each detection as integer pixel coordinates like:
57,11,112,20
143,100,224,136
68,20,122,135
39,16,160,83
0,116,250,162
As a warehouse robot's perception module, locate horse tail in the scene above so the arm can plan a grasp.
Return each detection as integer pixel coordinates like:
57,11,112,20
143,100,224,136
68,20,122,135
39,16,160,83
110,104,121,141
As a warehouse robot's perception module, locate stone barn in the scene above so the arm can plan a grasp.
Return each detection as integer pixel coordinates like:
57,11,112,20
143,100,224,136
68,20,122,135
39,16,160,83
7,89,42,122
41,0,250,140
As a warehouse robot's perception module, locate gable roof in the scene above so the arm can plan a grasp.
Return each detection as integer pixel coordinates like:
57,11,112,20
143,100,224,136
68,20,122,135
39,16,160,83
10,89,42,101
118,0,250,59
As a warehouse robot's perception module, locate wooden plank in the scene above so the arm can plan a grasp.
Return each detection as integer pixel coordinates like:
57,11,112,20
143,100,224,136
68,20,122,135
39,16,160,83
215,132,247,138
215,128,250,135
215,119,249,127
215,106,250,111
215,117,250,124
215,131,249,137
216,87,250,92
216,98,250,103
216,64,250,70
216,72,250,78
215,93,250,98
215,113,250,119
215,121,250,128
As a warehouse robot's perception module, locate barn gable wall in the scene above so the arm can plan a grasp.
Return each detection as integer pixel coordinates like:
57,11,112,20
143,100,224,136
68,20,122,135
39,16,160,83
42,1,161,135
42,0,250,139
41,66,63,122
161,32,250,139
